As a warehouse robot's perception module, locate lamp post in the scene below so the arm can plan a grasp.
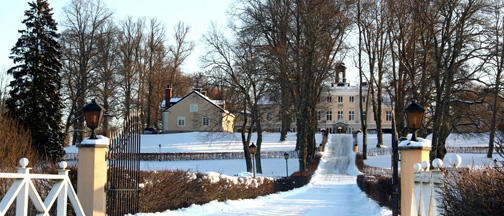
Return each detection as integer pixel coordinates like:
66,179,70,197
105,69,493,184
404,99,425,141
159,144,162,161
249,143,257,178
284,152,289,177
82,99,106,139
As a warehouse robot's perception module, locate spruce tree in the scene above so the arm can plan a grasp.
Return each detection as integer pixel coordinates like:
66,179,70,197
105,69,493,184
6,0,65,162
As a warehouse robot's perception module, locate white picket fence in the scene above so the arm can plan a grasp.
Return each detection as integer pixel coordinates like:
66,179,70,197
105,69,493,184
412,155,462,216
0,158,85,216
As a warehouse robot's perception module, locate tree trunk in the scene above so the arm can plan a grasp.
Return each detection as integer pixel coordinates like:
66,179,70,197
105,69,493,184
255,117,263,174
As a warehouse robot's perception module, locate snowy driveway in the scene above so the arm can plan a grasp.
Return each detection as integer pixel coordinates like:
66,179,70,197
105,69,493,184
136,135,391,216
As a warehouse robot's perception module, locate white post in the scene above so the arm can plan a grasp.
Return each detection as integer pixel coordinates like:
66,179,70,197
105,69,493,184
16,158,30,216
57,161,69,216
77,135,109,216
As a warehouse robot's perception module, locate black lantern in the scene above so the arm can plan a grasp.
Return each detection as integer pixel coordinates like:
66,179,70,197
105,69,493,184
249,143,257,155
283,152,289,160
404,100,425,141
82,99,106,139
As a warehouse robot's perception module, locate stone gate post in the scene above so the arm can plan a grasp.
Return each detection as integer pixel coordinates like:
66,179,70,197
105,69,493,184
399,138,431,216
77,135,109,216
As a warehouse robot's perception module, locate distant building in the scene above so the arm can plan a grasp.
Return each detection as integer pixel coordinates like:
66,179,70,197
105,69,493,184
260,63,393,134
161,87,235,133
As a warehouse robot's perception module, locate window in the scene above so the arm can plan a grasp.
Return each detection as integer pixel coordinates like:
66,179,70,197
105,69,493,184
326,96,332,102
327,111,332,121
338,111,344,121
202,117,210,127
338,96,343,103
266,112,272,121
349,111,355,121
362,97,366,103
177,116,185,127
386,111,393,121
317,111,321,121
349,96,355,103
190,104,198,112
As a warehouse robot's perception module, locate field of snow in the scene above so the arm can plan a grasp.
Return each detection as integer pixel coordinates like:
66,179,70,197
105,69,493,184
140,158,300,178
65,132,310,154
64,131,497,175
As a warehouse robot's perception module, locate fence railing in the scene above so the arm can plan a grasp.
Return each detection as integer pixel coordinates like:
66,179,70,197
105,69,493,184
365,146,497,157
0,158,84,216
65,150,299,161
412,155,462,216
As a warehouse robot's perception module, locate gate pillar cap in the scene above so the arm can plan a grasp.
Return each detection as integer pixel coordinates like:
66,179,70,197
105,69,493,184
77,135,110,148
398,138,431,150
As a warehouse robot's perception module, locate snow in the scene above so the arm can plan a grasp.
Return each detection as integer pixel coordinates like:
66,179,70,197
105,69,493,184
66,132,306,154
63,131,499,215
132,135,391,216
140,158,300,177
398,138,431,148
79,135,109,145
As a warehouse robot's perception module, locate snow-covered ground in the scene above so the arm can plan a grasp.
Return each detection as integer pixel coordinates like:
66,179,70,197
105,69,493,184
64,132,498,176
140,158,300,178
133,135,391,216
66,132,309,154
63,131,498,215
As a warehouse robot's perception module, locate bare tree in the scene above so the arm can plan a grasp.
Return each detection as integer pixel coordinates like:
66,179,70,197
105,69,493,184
145,18,167,129
93,19,120,135
237,0,352,170
203,24,270,173
117,16,144,119
60,0,113,144
358,0,391,148
484,0,504,158
428,0,488,160
168,21,194,96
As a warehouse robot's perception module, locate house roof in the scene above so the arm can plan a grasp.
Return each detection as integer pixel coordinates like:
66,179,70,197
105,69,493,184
161,98,182,109
163,90,235,117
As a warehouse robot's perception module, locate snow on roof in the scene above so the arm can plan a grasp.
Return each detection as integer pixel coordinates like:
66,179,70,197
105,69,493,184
161,98,181,109
164,90,234,117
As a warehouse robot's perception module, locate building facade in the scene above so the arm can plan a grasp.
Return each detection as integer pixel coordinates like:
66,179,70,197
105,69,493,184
261,63,393,134
162,88,235,133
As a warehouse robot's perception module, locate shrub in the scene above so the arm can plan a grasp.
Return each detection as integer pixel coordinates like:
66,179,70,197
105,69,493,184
138,170,275,212
0,113,37,172
356,174,398,211
440,167,504,216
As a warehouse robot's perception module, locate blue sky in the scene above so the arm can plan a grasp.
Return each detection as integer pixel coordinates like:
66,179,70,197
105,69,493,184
0,0,234,74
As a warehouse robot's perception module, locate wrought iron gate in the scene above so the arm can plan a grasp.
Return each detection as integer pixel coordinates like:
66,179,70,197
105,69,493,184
107,112,141,215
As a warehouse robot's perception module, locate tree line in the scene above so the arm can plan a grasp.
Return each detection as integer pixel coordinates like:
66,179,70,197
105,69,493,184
204,0,504,171
4,0,504,167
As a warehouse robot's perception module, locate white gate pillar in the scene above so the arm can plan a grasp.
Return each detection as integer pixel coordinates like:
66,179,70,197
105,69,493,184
399,138,431,216
77,136,109,216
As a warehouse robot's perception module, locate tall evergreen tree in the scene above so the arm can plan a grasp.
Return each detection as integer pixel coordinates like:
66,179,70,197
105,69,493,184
6,0,65,162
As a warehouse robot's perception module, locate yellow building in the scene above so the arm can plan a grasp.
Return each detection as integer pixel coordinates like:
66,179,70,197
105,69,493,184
261,63,393,134
162,88,234,133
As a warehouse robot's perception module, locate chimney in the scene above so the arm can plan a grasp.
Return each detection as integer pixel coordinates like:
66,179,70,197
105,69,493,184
165,85,172,108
